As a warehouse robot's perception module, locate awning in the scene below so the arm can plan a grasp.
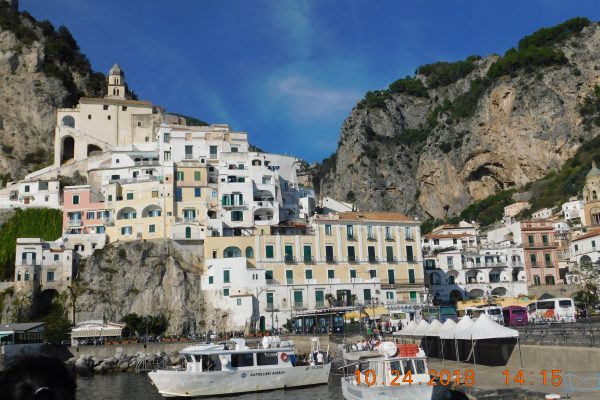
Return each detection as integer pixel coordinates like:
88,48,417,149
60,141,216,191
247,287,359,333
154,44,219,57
71,327,122,338
345,310,365,320
363,306,389,319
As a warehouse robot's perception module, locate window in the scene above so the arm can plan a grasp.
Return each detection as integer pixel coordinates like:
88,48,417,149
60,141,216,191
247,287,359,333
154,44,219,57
176,171,184,181
530,254,537,267
303,245,312,262
405,227,413,240
245,246,254,258
542,234,549,245
293,290,303,306
87,211,95,220
544,253,552,266
328,270,335,279
385,227,393,240
163,132,170,143
286,270,293,284
208,276,213,284
305,270,313,279
237,299,242,306
408,269,416,284
447,257,454,269
121,226,132,235
53,254,59,261
388,269,395,284
386,292,394,300
325,224,332,235
210,145,218,157
164,151,171,161
367,226,375,240
368,246,376,262
175,188,182,202
224,270,230,283
223,288,230,296
528,235,534,245
223,247,241,258
149,224,156,233
184,145,193,158
72,195,79,205
533,276,541,285
194,187,201,197
265,270,273,281
347,246,356,262
284,245,294,262
346,225,354,239
593,240,597,248
574,244,579,252
194,171,201,181
126,192,133,200
122,106,127,111
231,211,243,221
265,245,274,259
46,271,55,282
24,271,29,281
386,246,394,262
24,185,30,193
364,289,372,301
350,270,357,279
410,291,417,301
108,195,113,201
406,246,414,262
433,239,440,245
256,353,278,366
369,269,377,278
325,246,334,262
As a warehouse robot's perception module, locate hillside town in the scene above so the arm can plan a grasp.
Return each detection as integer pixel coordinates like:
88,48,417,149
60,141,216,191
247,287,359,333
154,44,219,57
0,64,597,335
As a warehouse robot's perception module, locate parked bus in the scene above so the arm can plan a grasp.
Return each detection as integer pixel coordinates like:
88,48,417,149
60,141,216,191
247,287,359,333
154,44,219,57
421,306,457,322
502,305,528,326
527,298,576,323
463,305,504,324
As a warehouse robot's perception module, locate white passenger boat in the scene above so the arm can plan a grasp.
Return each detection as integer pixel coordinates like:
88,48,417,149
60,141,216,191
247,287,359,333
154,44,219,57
148,336,331,397
341,342,446,400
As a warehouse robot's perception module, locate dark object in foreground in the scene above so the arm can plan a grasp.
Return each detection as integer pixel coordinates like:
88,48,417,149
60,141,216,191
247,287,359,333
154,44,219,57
0,355,77,400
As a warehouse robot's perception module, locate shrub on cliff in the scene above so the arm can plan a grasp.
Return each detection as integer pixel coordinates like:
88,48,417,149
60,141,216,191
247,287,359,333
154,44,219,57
0,208,62,279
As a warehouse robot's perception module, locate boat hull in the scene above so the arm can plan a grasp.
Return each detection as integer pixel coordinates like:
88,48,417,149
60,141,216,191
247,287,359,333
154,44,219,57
341,378,439,400
148,364,331,397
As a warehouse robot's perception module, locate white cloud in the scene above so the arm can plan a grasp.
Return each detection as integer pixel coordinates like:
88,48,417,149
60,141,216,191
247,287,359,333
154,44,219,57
269,74,361,121
268,1,314,58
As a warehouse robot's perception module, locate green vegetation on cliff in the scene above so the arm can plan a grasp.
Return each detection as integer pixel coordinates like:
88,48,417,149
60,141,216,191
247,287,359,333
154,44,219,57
0,208,63,279
418,56,480,88
169,113,209,127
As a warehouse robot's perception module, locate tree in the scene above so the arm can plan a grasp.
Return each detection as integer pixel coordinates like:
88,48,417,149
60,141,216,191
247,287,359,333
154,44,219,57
570,260,600,314
325,293,335,308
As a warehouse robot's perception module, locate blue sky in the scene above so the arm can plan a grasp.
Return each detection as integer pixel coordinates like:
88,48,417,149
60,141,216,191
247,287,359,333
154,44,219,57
21,1,600,162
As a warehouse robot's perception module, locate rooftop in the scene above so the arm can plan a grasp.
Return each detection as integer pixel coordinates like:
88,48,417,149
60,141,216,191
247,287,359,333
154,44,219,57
572,229,600,242
336,212,416,223
79,97,152,107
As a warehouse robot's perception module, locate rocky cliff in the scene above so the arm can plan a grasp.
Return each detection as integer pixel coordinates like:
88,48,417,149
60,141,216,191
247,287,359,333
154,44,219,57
319,18,600,219
0,3,105,181
74,240,206,335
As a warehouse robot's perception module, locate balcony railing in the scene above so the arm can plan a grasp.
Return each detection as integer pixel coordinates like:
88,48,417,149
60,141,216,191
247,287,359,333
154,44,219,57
68,219,82,227
525,242,555,248
184,154,194,160
284,256,295,264
286,278,294,284
266,304,277,311
325,256,336,264
19,259,38,266
293,302,305,310
315,301,326,309
304,256,314,264
368,257,378,264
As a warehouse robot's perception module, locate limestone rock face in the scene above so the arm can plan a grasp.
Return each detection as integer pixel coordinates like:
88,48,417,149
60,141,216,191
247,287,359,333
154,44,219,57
320,24,600,219
75,240,206,335
0,16,97,181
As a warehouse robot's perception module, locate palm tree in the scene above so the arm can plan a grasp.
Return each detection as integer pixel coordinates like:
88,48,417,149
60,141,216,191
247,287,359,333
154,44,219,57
325,293,335,308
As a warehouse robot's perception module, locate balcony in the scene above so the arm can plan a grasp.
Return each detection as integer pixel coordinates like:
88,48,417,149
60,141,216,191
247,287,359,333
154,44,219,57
386,257,397,264
368,257,378,264
303,256,314,264
184,154,194,160
221,202,248,208
385,236,395,242
266,304,277,312
266,279,279,285
367,236,377,242
315,301,326,309
293,302,305,310
19,259,38,266
325,256,336,264
347,235,355,241
68,219,82,227
284,256,295,264
524,241,555,249
327,278,341,284
305,279,317,284
286,278,294,284
348,257,357,264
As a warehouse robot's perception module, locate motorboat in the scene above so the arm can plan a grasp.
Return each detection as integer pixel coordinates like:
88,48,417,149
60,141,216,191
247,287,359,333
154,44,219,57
341,342,447,400
148,336,331,397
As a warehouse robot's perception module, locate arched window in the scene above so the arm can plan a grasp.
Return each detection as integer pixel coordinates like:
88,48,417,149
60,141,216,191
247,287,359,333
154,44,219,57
593,190,598,200
245,246,254,258
223,246,242,258
61,115,75,128
592,208,600,225
185,227,191,239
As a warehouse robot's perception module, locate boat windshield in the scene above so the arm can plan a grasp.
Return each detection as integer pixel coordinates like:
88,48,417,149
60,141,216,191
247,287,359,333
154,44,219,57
390,359,426,375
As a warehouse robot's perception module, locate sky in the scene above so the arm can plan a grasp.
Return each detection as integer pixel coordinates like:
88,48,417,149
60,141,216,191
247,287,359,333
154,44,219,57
20,0,600,162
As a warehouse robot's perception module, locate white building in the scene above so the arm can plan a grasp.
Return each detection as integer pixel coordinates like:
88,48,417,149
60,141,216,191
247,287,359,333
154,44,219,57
532,207,554,220
0,180,61,209
201,257,265,330
562,199,584,221
14,238,74,296
320,197,354,214
569,229,600,266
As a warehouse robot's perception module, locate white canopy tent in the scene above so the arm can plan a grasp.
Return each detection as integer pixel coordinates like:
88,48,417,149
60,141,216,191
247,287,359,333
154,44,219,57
403,319,430,337
422,319,443,336
439,315,520,366
396,320,417,336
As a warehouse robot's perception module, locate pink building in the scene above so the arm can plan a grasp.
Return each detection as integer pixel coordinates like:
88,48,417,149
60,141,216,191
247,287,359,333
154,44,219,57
63,185,110,235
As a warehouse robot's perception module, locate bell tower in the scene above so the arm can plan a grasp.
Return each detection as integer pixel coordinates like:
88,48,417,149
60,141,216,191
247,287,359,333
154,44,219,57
582,161,600,226
107,63,125,99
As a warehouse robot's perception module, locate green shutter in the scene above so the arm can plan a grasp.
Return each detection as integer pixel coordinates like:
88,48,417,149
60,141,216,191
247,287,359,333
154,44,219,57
408,269,415,283
328,270,334,279
266,245,274,258
266,292,273,304
315,290,324,302
293,291,303,303
194,171,201,181
286,270,293,284
386,246,394,262
350,270,356,278
388,269,395,284
410,291,417,300
364,289,371,301
224,270,230,283
285,245,293,260
303,245,312,261
305,270,313,279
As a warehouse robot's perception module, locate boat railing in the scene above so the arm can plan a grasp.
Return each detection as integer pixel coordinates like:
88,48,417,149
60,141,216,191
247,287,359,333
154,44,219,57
135,357,172,373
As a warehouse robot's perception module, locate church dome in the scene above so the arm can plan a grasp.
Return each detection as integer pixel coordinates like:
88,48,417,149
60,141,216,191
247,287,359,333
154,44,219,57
587,161,600,178
109,63,124,77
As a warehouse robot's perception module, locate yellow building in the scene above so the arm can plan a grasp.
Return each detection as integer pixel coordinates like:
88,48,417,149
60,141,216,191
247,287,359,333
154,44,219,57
203,212,425,330
170,161,210,241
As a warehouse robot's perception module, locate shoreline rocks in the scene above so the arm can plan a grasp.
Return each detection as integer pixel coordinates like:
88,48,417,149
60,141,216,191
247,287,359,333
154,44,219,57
66,349,182,376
